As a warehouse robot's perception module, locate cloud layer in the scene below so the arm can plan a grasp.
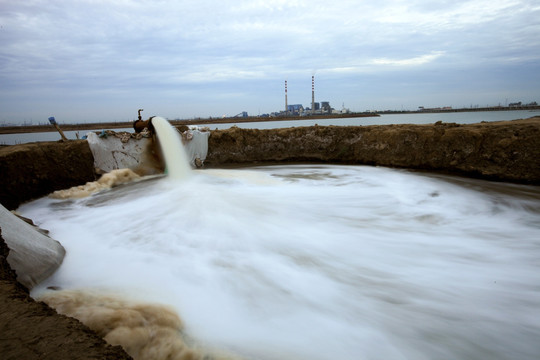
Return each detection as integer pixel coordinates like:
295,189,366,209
1,0,539,123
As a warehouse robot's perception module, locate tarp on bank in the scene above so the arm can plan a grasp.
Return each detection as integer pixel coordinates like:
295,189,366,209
0,204,65,289
86,128,210,172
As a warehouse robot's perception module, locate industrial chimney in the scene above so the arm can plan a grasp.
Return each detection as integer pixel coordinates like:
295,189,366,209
311,75,315,115
285,80,288,115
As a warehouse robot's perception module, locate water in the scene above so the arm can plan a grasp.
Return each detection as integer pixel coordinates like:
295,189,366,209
0,127,133,145
151,117,191,179
2,110,539,145
18,164,540,360
203,109,540,130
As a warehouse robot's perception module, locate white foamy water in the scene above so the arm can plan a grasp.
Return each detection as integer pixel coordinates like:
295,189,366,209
151,116,191,179
19,165,540,360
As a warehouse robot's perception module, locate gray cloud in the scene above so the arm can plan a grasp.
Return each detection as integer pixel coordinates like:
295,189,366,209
1,0,539,123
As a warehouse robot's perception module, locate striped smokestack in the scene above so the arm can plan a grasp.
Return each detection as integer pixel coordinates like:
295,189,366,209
311,75,315,115
285,80,288,114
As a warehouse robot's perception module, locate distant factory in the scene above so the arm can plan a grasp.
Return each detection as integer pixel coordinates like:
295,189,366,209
280,76,350,117
230,75,350,118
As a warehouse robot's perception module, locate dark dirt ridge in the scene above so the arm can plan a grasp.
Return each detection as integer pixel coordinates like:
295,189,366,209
0,118,539,358
206,117,540,184
0,140,96,210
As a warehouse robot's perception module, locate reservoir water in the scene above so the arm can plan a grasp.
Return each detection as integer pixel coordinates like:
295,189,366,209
2,109,539,145
19,164,540,360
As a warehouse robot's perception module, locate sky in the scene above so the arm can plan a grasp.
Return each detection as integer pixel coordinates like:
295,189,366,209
1,0,540,124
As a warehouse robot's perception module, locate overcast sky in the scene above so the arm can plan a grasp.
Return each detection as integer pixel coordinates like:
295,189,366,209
1,0,539,124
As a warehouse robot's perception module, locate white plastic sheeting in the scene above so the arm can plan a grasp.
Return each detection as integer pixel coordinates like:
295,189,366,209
183,129,210,167
86,128,210,172
86,132,151,173
0,204,65,289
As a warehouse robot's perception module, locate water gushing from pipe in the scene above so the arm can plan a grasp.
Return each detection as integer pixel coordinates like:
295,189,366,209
151,117,191,179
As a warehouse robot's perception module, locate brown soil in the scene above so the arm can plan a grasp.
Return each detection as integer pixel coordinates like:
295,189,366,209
205,117,540,184
0,140,96,210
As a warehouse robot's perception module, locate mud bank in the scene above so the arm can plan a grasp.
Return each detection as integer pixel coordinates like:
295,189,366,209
0,140,95,210
206,117,540,184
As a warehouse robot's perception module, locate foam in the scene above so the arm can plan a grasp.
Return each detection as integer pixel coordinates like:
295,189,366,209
39,289,238,360
50,169,140,199
20,165,540,360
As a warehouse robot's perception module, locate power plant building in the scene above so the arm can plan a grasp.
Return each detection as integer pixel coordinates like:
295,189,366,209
280,76,334,116
287,104,304,115
321,101,331,112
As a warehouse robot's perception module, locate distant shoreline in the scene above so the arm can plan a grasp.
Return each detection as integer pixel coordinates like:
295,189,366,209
1,106,539,135
0,113,378,134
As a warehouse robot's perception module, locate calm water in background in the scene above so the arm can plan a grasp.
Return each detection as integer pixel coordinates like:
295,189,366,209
2,109,539,145
216,109,540,129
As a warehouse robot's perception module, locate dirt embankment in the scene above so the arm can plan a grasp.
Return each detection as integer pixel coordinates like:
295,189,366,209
0,140,96,210
206,118,540,184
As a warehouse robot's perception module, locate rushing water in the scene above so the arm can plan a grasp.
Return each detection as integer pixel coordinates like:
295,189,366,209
151,116,191,179
19,164,540,360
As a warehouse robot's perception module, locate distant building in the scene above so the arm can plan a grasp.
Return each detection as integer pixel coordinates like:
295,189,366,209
321,101,331,113
418,106,452,111
287,104,304,115
233,111,248,118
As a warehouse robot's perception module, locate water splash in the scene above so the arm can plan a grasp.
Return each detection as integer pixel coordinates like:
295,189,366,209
22,165,540,360
151,117,191,179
